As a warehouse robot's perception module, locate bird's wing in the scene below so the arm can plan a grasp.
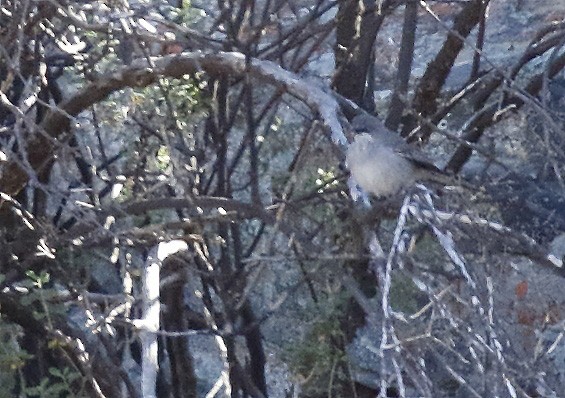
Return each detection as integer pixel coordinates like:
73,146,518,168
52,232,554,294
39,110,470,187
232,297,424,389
351,113,444,173
394,145,443,172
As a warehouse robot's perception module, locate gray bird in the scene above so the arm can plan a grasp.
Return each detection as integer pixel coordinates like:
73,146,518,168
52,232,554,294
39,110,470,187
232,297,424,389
346,113,454,197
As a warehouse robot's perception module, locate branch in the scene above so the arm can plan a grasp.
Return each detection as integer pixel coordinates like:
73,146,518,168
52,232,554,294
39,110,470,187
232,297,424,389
133,241,188,398
402,0,486,140
386,0,418,130
0,51,346,201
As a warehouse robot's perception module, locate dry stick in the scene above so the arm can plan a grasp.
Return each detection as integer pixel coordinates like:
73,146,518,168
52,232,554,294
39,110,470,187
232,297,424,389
469,0,488,82
386,0,418,131
134,240,188,398
333,0,396,105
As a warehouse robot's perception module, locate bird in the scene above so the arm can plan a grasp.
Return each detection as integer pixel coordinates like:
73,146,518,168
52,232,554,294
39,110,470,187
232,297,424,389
346,113,454,197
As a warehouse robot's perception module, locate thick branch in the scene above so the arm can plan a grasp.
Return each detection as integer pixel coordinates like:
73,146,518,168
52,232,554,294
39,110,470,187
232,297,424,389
403,0,486,140
0,52,346,200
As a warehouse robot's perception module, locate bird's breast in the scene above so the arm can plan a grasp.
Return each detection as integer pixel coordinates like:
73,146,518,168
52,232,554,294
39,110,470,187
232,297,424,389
347,140,416,197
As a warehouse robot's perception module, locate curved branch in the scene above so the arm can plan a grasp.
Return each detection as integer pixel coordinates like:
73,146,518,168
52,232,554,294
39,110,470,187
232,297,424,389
0,51,346,200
